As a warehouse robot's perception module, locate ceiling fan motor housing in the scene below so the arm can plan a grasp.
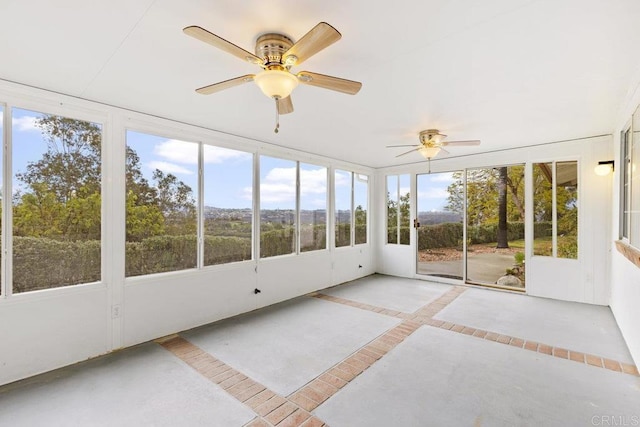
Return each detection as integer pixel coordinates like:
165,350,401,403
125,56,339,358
255,33,294,67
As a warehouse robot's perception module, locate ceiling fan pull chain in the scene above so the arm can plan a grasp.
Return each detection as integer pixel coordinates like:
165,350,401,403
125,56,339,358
274,98,280,134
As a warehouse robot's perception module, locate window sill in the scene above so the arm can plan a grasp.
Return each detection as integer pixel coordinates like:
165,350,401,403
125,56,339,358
615,240,640,268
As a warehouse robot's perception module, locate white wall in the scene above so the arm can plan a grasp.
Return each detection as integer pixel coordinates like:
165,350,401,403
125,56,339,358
609,69,640,367
0,80,374,386
375,136,613,306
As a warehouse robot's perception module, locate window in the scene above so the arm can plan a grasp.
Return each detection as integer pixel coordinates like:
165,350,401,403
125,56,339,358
0,106,3,296
334,170,368,247
335,170,352,248
354,174,368,245
260,156,296,258
387,174,410,245
12,108,102,293
620,127,631,240
203,145,253,265
630,105,640,248
533,163,553,256
125,131,198,276
299,163,327,252
533,161,578,259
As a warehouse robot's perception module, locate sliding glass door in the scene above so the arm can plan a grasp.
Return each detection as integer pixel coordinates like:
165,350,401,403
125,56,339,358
417,164,526,289
465,165,525,288
416,172,464,280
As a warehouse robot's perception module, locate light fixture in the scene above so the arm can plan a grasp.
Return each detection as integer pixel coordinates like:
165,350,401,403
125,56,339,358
253,69,299,99
419,146,441,159
594,160,614,176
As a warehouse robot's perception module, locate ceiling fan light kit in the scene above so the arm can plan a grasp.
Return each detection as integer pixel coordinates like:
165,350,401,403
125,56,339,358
387,129,481,167
183,22,362,133
254,69,299,99
419,146,441,159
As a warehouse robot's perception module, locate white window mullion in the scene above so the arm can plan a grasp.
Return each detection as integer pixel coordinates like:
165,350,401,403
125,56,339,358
296,161,301,254
197,142,204,268
396,176,401,243
350,171,355,246
552,161,558,258
2,104,12,298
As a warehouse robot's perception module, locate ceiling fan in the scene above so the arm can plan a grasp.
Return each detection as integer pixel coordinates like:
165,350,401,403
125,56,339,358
183,22,362,132
388,129,481,159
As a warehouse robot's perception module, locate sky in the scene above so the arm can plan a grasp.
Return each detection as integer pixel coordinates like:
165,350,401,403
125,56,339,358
7,108,365,210
7,107,455,213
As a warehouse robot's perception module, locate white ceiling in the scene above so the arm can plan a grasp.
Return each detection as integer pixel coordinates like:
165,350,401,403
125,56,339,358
1,0,639,168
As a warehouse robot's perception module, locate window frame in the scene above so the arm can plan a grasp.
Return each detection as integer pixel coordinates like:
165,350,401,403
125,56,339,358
620,125,631,241
2,102,108,297
334,169,369,249
386,173,410,245
531,159,579,260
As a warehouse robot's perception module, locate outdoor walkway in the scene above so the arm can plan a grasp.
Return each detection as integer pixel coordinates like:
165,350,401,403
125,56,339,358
0,274,638,426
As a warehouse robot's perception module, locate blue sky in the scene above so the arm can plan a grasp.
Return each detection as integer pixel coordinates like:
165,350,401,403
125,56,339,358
7,108,363,210
416,172,457,212
7,107,453,213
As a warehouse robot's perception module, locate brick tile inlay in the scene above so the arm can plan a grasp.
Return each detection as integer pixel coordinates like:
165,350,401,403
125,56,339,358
161,337,316,426
160,281,639,426
312,285,639,378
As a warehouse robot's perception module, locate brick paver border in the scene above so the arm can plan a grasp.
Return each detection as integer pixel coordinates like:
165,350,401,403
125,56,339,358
158,282,638,426
312,287,640,377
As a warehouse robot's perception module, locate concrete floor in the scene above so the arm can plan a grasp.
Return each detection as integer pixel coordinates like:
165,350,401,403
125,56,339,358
418,252,516,284
1,274,638,426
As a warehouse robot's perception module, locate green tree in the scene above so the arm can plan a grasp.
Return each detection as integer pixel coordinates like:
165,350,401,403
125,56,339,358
17,116,101,203
445,166,525,246
126,190,165,241
152,169,196,235
355,204,367,225
497,167,509,248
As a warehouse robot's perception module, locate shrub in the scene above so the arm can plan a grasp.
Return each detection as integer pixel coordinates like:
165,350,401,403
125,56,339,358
13,236,101,293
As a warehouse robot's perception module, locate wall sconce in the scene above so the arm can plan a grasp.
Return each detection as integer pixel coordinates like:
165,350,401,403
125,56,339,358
594,160,614,176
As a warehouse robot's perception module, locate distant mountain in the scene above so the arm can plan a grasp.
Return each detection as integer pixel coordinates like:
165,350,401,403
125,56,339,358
204,206,330,222
417,211,462,224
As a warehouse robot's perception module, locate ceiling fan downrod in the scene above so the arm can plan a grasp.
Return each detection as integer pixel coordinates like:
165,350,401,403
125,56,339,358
274,98,280,134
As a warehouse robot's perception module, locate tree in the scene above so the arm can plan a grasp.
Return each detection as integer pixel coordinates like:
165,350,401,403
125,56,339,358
496,167,509,248
13,114,195,242
355,204,367,225
152,169,196,235
445,166,526,246
17,116,101,203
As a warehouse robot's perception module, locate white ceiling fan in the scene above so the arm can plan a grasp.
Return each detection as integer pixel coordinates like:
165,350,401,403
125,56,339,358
183,22,362,132
387,129,481,159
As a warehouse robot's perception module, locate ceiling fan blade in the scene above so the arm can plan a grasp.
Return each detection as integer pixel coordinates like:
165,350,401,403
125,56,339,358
283,22,341,65
183,26,263,65
386,144,420,148
443,140,481,146
195,75,255,95
277,96,294,114
297,71,362,95
439,147,451,155
395,147,421,158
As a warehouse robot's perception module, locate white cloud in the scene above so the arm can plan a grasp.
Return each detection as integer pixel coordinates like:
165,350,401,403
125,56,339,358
257,167,296,204
242,166,328,205
335,170,351,187
147,160,194,175
153,139,252,165
399,186,410,195
428,172,457,183
418,188,450,199
300,168,327,196
204,144,252,164
153,139,198,164
12,115,39,132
